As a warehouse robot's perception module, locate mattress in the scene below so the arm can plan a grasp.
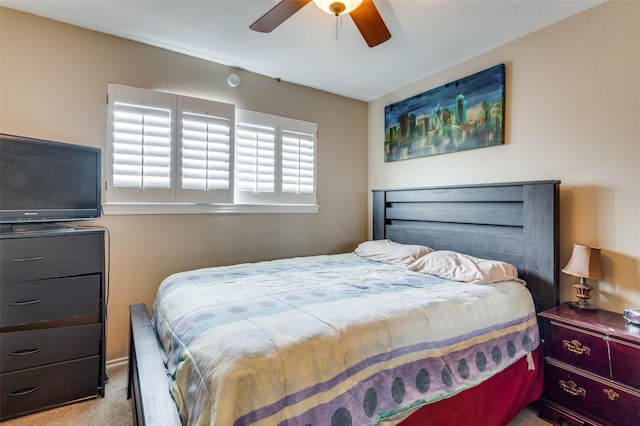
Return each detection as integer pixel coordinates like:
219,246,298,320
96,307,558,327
152,253,539,426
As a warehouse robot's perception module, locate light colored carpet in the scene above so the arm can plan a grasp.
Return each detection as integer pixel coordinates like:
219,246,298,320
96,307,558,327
3,360,551,425
508,405,553,426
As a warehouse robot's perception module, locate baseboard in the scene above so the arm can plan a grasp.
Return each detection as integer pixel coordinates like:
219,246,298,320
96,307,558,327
106,356,128,369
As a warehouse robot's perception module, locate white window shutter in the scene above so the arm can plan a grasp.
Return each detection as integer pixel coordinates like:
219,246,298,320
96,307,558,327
278,117,316,204
178,96,234,204
107,84,176,203
107,85,317,209
235,109,277,204
112,103,171,189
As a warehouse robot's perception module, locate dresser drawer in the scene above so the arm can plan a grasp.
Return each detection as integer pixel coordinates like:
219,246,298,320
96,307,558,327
0,275,100,327
547,320,610,378
610,337,640,389
544,360,640,426
0,356,100,421
0,324,101,373
0,233,102,283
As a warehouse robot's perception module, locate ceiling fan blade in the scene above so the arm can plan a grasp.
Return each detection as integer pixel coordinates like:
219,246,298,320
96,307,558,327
349,0,391,47
250,0,312,33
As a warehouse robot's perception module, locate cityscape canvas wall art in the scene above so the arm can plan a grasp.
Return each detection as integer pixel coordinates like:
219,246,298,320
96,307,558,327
384,64,505,162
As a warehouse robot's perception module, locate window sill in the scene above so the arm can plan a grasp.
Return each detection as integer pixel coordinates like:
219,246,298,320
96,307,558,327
102,203,320,215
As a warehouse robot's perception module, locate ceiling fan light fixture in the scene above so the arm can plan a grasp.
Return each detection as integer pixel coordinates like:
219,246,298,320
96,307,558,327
249,0,391,48
312,0,363,16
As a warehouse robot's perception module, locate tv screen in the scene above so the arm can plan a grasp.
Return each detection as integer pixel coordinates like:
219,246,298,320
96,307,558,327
0,134,101,224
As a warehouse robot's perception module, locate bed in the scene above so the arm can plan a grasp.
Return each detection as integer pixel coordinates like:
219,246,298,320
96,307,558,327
127,180,560,426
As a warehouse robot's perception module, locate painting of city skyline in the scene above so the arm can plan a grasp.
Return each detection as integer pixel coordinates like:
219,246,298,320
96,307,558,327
384,64,505,162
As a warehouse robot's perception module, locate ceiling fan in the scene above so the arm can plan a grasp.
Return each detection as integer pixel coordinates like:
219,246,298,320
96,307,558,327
250,0,391,48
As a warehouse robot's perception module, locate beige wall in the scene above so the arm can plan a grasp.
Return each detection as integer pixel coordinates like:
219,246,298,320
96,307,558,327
368,1,640,314
0,8,369,360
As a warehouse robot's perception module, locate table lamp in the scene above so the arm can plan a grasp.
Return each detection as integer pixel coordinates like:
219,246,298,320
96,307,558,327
562,244,603,311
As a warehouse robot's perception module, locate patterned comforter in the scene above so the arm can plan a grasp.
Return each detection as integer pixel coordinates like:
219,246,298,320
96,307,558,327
152,253,539,426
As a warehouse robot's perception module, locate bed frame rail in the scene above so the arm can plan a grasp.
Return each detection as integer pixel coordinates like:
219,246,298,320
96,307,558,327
127,303,182,426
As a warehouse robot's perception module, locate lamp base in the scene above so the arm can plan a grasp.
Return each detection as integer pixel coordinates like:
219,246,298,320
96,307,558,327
568,301,598,311
569,279,597,311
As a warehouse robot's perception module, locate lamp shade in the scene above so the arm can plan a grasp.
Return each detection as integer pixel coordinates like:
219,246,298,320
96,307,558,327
312,0,363,15
562,244,603,280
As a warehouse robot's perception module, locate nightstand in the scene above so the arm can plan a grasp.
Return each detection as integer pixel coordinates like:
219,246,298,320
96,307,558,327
538,304,640,425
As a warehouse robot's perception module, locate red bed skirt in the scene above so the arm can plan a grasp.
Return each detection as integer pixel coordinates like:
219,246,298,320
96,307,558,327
399,343,544,426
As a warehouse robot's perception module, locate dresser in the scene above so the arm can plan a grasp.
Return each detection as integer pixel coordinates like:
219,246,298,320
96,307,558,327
538,304,640,426
0,227,106,421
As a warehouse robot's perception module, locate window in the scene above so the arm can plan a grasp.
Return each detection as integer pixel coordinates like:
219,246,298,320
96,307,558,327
105,85,317,213
235,110,316,205
279,117,316,204
107,84,233,204
177,96,234,204
107,85,175,204
235,110,277,204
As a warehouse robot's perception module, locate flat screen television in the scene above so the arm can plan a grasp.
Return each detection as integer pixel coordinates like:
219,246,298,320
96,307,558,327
0,133,101,225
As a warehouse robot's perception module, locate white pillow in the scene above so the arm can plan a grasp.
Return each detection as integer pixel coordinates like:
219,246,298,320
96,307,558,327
354,239,434,267
408,250,524,285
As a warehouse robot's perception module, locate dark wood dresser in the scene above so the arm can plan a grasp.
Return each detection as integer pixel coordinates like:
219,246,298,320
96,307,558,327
538,303,640,425
0,227,106,421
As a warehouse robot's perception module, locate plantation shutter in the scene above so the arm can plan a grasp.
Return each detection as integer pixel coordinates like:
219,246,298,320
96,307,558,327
112,104,171,188
107,85,317,209
235,109,277,204
178,96,234,203
279,116,316,204
107,84,175,203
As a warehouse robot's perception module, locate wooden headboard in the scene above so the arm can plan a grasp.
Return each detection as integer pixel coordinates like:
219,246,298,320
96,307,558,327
372,180,560,313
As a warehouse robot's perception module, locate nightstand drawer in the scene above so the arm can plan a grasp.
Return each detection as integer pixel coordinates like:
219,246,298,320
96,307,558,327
0,233,102,283
545,359,640,426
0,356,99,421
547,320,610,378
0,324,101,373
610,337,640,389
0,275,100,327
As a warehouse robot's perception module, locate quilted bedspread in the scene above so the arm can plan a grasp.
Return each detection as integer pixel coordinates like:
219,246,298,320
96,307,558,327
152,253,539,426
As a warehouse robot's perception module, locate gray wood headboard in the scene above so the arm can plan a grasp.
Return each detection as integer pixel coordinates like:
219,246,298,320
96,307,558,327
372,180,560,313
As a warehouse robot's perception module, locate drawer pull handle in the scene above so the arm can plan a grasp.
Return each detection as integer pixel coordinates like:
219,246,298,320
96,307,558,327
559,380,586,397
9,299,42,306
562,339,591,356
11,256,44,262
603,388,620,401
8,387,40,397
10,348,42,356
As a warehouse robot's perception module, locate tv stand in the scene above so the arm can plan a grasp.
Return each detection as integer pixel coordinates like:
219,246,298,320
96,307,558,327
3,223,73,233
0,226,106,420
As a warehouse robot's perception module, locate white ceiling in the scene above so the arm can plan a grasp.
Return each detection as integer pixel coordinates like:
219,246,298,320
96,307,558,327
1,0,603,101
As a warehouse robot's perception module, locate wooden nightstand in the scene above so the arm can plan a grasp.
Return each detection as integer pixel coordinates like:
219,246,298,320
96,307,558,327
538,304,640,425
